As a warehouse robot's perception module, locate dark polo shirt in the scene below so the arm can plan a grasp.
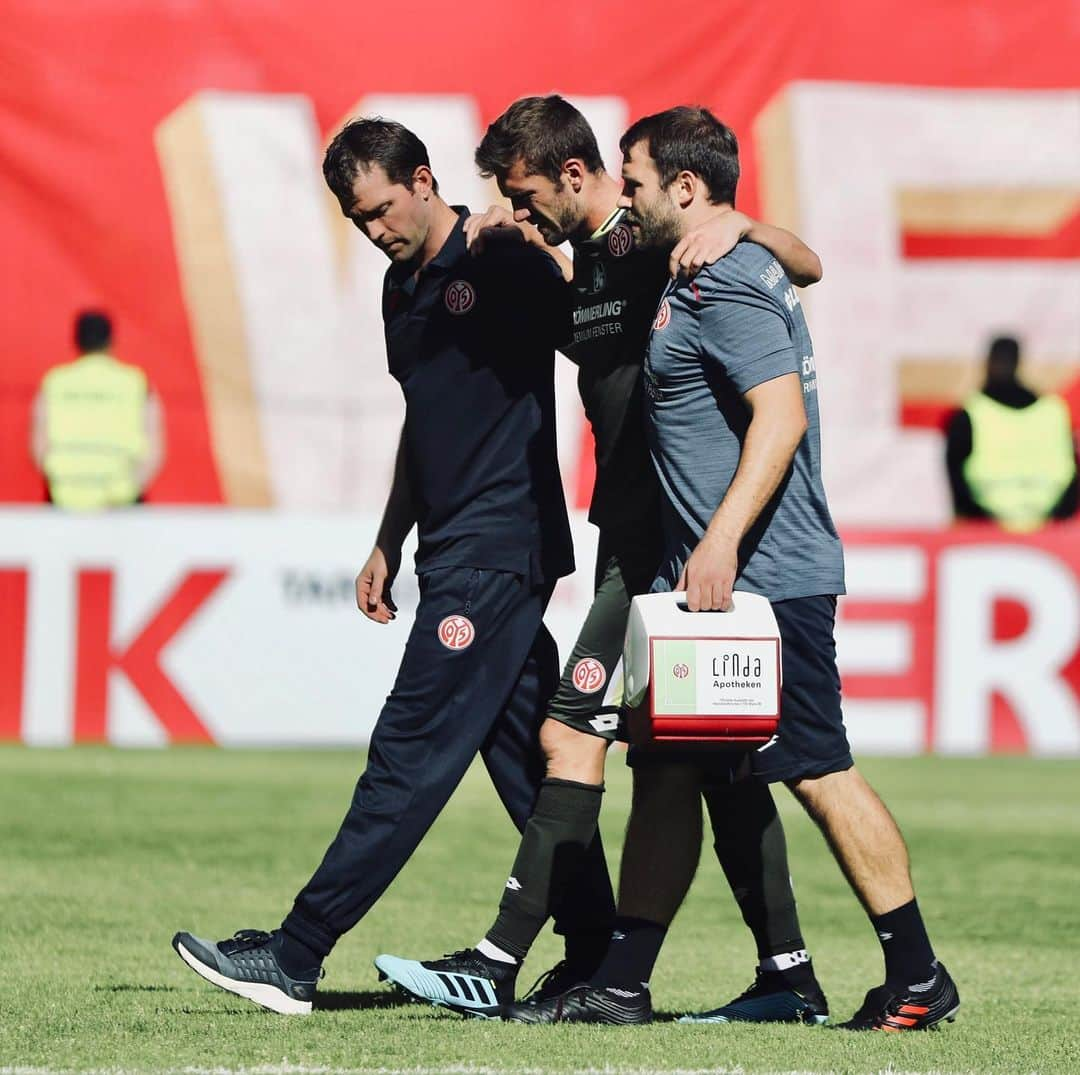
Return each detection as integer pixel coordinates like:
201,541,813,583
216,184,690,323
383,207,574,585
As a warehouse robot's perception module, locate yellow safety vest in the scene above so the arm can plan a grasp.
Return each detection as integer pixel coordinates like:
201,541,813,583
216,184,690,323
41,353,149,510
963,391,1076,532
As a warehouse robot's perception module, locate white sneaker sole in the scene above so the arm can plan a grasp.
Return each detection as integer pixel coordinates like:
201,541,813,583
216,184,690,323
175,939,312,1015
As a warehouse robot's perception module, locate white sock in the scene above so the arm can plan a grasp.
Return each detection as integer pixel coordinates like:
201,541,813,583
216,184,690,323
760,949,810,973
476,937,519,965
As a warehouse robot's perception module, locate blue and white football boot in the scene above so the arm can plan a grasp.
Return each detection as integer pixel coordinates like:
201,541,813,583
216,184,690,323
375,948,514,1018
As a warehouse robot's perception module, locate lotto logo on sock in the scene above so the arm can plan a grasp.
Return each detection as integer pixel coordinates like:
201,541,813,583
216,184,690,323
573,657,606,694
438,615,475,650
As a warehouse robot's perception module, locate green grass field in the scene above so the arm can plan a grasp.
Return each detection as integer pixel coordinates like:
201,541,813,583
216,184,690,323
2,748,1078,1074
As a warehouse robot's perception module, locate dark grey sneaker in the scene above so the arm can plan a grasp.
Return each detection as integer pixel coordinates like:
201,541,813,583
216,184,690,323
172,929,319,1015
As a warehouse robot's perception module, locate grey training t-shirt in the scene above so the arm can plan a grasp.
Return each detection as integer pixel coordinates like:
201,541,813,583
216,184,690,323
643,240,845,601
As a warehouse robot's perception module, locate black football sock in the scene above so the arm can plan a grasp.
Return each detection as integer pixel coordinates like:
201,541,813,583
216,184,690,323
704,777,806,960
871,898,936,988
562,922,611,979
485,778,604,961
553,828,617,974
273,929,323,979
589,916,667,992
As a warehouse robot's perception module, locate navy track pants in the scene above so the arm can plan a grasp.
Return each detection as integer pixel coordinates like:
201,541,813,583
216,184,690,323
281,565,615,958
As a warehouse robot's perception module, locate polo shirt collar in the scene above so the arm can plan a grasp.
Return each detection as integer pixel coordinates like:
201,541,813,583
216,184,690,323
387,205,469,293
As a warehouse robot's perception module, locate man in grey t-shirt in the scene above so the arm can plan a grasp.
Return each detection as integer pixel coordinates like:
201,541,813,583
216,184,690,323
609,107,959,1032
644,238,844,603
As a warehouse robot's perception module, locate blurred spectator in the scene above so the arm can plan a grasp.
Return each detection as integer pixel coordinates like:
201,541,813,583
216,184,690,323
945,336,1077,530
30,311,163,510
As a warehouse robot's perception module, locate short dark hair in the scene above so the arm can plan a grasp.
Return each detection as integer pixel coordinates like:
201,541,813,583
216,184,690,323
619,106,739,206
476,95,605,183
988,335,1021,368
323,118,438,206
75,310,112,352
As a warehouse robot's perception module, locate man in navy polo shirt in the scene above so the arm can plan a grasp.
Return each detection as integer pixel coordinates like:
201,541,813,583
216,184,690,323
171,118,615,1015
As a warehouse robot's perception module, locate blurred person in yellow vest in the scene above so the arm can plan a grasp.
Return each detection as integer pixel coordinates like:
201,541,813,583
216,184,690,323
945,335,1077,531
30,311,164,510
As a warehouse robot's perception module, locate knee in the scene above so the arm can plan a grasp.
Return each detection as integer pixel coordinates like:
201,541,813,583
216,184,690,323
539,718,607,784
787,765,856,819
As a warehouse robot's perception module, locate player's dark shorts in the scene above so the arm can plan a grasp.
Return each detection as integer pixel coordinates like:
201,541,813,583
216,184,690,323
546,528,661,742
629,594,853,784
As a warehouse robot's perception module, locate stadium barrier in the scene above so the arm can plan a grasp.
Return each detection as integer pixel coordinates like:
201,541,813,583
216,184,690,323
1,509,1078,755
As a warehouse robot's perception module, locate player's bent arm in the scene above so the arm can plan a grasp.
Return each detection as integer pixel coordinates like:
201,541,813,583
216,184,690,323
743,220,822,287
533,243,573,282
678,373,807,611
465,205,573,281
669,210,822,286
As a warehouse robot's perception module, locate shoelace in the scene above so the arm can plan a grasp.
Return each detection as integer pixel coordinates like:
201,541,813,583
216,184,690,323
220,929,273,954
729,969,769,1003
442,949,477,961
432,948,490,970
523,959,569,1001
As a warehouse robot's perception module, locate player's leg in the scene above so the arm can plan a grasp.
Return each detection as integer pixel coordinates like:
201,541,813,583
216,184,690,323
679,772,828,1025
479,623,617,983
172,566,544,1014
504,758,704,1025
481,544,647,979
759,595,958,1030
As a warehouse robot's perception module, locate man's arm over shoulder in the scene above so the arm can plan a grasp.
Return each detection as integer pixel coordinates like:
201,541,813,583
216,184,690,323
670,211,822,287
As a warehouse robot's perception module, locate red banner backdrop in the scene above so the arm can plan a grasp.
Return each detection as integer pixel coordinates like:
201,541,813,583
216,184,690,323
1,1,1077,512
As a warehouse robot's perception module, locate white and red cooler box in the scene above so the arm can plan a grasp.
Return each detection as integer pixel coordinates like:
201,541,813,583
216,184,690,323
1,509,1078,755
623,592,782,745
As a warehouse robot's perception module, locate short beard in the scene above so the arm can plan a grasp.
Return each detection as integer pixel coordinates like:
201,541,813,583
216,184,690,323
534,180,583,246
633,200,682,251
